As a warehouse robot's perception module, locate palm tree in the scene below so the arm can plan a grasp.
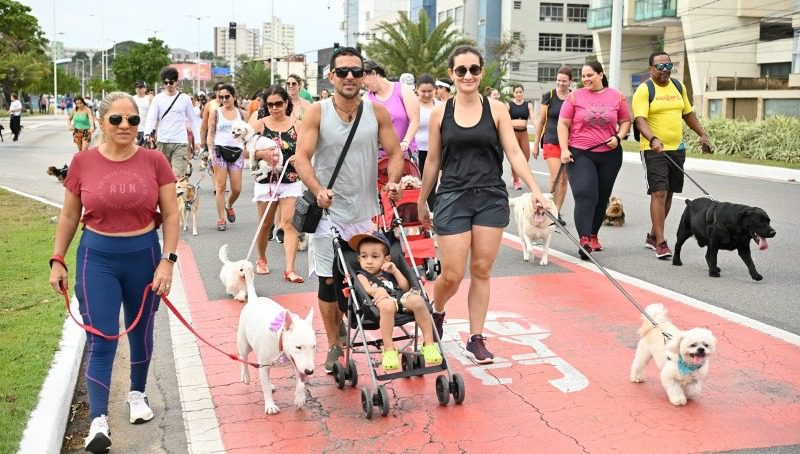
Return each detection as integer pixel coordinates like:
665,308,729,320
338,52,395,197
363,10,474,79
236,61,272,99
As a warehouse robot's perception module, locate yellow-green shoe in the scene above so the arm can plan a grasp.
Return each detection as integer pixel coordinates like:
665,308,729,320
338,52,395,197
382,349,400,371
421,344,442,366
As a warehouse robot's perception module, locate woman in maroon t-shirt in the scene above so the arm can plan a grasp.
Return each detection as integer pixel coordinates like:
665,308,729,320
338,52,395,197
49,91,179,453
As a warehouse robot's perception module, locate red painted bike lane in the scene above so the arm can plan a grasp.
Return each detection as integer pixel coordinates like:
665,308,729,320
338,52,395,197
176,240,800,453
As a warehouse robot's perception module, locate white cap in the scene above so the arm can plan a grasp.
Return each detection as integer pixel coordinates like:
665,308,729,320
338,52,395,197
435,80,451,89
197,91,207,97
399,73,415,87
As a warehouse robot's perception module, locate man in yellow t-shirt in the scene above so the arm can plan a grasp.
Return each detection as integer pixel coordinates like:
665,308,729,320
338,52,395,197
633,51,712,260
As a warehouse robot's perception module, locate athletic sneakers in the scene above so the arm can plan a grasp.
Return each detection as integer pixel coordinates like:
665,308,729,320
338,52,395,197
225,206,236,223
579,235,593,260
217,219,226,231
325,344,344,374
589,234,603,251
432,311,446,339
127,391,154,424
466,334,494,364
84,415,111,454
645,232,657,250
656,241,673,259
275,228,284,243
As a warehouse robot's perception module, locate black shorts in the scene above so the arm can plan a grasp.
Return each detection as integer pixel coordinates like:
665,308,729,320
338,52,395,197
641,150,685,194
433,186,509,235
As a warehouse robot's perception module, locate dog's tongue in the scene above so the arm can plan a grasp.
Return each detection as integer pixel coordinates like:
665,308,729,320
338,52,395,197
534,211,545,224
756,234,768,251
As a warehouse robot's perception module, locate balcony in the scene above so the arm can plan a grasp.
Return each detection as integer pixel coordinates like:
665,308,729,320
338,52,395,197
634,0,677,22
588,5,612,29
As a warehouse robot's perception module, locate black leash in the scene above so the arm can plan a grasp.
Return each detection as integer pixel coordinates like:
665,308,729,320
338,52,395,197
550,164,565,194
661,152,716,201
543,211,671,340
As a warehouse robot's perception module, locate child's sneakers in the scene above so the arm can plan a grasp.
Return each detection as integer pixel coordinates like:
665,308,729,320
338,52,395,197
382,349,400,371
421,344,443,366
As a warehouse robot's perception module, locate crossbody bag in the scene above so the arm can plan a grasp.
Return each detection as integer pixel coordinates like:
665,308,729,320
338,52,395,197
147,93,183,148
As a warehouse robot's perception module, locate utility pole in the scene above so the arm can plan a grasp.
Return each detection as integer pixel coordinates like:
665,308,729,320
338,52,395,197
609,0,623,90
189,15,209,93
52,0,57,110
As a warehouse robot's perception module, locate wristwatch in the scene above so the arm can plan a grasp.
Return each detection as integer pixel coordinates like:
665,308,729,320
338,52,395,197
162,252,178,263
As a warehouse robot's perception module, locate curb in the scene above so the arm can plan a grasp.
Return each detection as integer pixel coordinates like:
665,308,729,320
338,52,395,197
17,300,86,454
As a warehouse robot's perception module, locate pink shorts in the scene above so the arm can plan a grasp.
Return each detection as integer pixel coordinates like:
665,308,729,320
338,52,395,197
543,143,561,160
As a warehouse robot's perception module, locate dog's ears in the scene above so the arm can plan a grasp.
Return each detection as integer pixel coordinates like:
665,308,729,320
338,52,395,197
305,307,314,323
283,311,294,331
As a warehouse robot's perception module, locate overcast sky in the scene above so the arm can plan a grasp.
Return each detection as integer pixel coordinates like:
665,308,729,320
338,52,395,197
21,0,346,62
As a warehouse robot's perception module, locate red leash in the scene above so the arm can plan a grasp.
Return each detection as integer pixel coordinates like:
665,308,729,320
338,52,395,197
59,284,267,368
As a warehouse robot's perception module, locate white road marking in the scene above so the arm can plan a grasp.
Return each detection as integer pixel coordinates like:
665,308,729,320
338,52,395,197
502,231,800,347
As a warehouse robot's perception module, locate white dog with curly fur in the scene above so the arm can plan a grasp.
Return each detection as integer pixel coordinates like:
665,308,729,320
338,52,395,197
230,120,282,180
630,303,717,406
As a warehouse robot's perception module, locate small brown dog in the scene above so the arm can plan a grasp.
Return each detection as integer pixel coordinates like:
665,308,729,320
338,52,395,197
176,177,199,236
47,165,69,182
603,195,625,226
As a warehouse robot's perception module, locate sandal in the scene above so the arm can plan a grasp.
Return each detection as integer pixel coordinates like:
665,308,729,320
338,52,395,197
283,271,304,283
217,219,226,231
421,344,443,366
382,349,400,371
256,258,270,275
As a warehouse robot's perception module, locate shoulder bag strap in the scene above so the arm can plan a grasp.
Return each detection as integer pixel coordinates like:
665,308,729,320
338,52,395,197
326,101,364,190
160,93,182,121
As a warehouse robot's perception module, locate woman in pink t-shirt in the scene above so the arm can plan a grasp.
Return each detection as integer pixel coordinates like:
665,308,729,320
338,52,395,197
557,61,631,259
48,91,179,452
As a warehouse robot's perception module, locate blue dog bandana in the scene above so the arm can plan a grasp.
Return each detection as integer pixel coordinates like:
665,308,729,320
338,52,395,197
678,355,702,375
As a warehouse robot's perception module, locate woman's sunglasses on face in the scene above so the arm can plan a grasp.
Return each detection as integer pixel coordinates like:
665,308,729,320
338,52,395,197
453,64,482,78
334,66,365,78
108,114,141,126
286,81,299,87
218,94,231,101
653,62,674,72
266,100,285,109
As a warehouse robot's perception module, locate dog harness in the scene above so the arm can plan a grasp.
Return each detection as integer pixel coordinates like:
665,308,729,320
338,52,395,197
677,354,702,375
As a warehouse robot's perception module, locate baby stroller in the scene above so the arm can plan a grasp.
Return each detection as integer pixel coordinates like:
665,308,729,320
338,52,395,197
329,212,464,419
376,157,440,281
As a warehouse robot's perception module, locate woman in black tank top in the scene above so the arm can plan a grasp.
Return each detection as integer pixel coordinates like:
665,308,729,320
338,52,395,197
417,45,547,364
507,84,535,190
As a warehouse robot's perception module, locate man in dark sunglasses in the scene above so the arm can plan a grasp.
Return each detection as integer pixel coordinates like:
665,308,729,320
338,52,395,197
632,51,712,260
293,45,405,375
143,66,201,177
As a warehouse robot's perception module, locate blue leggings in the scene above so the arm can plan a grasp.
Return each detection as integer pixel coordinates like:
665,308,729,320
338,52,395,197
567,147,622,237
75,229,161,419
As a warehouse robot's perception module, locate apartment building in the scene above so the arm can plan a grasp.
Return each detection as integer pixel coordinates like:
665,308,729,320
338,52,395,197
588,0,798,120
343,0,409,47
213,23,261,62
263,18,295,60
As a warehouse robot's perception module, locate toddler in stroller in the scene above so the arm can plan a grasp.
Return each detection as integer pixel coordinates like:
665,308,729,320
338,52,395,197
348,231,442,371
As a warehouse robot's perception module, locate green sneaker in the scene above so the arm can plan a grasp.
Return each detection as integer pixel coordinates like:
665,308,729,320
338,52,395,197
421,344,443,366
324,344,343,374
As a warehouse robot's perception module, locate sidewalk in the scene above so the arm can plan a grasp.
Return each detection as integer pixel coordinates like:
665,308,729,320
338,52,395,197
622,150,800,183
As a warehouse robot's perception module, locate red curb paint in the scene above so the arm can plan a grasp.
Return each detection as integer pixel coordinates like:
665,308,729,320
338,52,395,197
176,241,800,453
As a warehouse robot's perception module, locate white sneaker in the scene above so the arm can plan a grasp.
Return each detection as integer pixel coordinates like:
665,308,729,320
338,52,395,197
127,391,154,424
84,414,111,453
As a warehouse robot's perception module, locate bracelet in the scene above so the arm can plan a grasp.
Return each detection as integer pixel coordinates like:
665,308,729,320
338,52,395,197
615,135,622,143
49,254,67,271
650,136,660,143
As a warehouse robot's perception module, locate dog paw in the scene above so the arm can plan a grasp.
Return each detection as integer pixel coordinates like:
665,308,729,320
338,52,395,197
241,370,250,385
751,273,763,281
539,259,549,266
709,268,721,278
294,393,307,409
523,257,530,262
182,225,188,232
192,230,198,236
669,396,688,406
630,374,644,383
264,402,280,414
672,258,682,266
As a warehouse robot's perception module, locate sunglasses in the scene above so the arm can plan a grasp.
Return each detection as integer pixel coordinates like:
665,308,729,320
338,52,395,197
266,100,285,109
108,114,141,126
333,66,365,78
286,81,298,87
653,62,674,72
452,64,482,78
163,80,175,85
218,94,231,100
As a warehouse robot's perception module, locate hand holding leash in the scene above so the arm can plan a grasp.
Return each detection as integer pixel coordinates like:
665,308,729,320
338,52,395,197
316,189,334,209
417,200,433,230
560,147,573,164
383,182,402,201
49,255,69,294
699,136,713,154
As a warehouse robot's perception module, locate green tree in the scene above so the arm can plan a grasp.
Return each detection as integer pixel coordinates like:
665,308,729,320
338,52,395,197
362,10,474,78
236,61,272,98
199,50,215,60
87,78,118,94
30,67,80,96
0,0,51,104
111,37,171,92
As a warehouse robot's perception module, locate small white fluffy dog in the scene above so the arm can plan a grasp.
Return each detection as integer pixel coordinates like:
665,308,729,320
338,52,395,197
230,120,283,180
218,244,253,302
237,269,316,414
400,175,422,189
630,303,717,406
509,192,557,265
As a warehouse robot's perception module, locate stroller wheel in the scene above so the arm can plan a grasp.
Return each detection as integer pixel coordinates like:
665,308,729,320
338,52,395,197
453,373,466,404
333,362,345,390
346,359,358,387
413,354,424,370
436,375,451,406
361,388,373,419
377,385,390,417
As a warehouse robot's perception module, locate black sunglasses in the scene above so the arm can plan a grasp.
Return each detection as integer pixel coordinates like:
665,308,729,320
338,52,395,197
285,81,298,87
108,114,141,126
218,94,231,100
266,100,285,109
653,62,674,72
334,66,364,78
453,64,482,78
163,80,176,85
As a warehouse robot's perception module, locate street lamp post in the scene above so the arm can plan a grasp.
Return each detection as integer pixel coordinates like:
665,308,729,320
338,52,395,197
52,0,57,112
188,15,209,93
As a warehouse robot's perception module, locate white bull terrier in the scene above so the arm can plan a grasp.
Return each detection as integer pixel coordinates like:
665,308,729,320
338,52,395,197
237,268,316,414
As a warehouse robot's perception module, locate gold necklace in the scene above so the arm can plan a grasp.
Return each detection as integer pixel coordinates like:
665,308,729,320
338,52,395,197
332,98,359,122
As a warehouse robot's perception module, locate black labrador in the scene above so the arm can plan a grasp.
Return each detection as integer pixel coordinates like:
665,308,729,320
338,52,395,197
673,198,776,281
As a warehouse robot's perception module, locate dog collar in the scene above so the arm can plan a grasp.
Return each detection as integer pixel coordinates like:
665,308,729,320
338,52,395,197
677,355,702,375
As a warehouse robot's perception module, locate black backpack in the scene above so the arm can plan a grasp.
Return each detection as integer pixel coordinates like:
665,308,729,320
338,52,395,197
632,77,683,142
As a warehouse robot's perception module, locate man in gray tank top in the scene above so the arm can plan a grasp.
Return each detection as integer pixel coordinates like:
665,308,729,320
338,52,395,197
295,46,404,374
